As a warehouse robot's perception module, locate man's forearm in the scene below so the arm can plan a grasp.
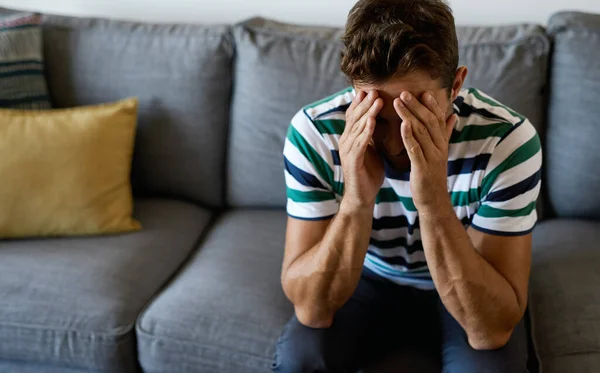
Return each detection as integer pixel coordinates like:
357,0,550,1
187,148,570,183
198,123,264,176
283,201,373,327
420,203,523,349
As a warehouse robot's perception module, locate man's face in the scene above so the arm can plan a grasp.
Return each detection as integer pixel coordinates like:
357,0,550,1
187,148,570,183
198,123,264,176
355,70,456,172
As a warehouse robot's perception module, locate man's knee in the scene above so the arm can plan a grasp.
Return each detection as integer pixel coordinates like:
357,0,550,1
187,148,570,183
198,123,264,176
272,316,353,373
442,348,528,373
272,316,327,373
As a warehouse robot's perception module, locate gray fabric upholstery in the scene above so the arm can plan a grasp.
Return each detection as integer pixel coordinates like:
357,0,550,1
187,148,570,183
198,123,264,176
41,15,234,208
0,199,212,372
227,18,550,208
137,210,292,373
0,361,92,373
530,220,600,373
546,12,600,219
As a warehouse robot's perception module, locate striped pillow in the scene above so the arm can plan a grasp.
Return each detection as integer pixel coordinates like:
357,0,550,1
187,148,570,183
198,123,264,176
0,11,51,109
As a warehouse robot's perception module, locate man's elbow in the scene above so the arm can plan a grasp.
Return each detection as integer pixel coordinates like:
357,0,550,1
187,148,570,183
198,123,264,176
295,306,334,329
467,329,513,351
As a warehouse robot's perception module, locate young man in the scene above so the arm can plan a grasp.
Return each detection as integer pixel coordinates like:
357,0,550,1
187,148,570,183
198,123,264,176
273,0,541,372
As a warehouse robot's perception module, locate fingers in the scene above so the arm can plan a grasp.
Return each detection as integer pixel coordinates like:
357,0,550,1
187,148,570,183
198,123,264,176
347,91,379,130
394,97,435,161
400,118,426,166
400,91,446,148
354,116,377,154
351,97,383,136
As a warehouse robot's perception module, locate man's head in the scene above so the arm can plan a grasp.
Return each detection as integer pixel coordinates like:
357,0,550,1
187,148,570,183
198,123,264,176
341,0,467,170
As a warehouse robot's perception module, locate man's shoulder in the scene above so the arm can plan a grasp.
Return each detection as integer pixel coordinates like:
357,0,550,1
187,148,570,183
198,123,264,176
290,87,354,139
302,87,355,122
455,88,527,126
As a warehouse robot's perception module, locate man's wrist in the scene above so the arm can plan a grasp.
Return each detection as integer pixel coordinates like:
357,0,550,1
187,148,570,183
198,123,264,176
417,195,455,222
339,198,375,217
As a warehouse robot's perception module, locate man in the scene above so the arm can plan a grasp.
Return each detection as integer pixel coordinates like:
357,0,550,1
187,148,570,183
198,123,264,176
273,0,542,372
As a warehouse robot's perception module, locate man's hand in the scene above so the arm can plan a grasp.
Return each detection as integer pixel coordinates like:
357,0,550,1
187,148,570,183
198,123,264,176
393,91,458,216
339,90,385,211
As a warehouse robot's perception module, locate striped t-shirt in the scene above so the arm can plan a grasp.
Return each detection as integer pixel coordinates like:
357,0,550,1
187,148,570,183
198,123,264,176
283,87,542,290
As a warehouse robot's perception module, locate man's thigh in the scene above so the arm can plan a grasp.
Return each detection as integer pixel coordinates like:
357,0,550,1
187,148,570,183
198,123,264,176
272,269,416,373
438,300,528,373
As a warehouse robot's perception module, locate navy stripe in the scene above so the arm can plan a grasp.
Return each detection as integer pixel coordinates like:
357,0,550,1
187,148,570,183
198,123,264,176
384,159,411,181
368,251,427,270
331,150,341,166
454,96,504,121
447,154,491,176
370,237,423,254
288,213,336,221
284,157,326,189
0,95,48,106
372,215,419,233
485,169,542,203
0,69,43,78
0,59,43,67
498,119,525,144
470,223,535,237
314,103,351,119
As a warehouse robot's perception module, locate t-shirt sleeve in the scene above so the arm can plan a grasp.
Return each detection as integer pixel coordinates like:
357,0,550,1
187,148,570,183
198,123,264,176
284,110,339,221
472,119,542,236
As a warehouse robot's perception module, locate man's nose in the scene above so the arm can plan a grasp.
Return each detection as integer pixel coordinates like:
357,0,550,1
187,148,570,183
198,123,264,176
384,125,405,156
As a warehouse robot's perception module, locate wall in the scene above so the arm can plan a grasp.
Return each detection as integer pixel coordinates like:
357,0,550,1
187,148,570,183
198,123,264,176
2,0,600,26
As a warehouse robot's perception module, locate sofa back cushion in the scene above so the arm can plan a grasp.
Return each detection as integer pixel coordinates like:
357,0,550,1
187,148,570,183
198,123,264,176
42,15,233,208
227,18,550,208
546,12,600,219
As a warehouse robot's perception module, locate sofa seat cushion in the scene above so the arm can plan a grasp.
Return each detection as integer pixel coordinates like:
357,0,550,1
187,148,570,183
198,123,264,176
0,198,212,372
530,219,600,373
137,210,292,373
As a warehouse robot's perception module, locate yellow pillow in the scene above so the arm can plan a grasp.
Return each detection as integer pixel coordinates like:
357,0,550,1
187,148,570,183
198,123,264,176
0,98,141,238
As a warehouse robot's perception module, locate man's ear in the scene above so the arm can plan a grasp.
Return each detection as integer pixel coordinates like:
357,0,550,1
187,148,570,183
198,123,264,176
451,66,468,101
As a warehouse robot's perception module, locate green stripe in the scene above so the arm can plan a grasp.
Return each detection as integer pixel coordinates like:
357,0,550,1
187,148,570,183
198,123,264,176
477,201,536,218
376,188,417,211
468,88,525,121
305,87,353,109
451,189,480,207
287,187,335,203
313,119,345,135
450,122,513,143
286,125,334,186
481,133,541,197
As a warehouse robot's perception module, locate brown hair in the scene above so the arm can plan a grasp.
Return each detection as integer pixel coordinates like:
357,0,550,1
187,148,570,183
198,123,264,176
341,0,459,89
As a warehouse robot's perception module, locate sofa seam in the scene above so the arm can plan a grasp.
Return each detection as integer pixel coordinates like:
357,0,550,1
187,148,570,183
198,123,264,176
0,320,135,341
135,324,272,363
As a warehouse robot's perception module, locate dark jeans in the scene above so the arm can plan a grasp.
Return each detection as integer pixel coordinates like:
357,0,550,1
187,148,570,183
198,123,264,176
272,268,528,373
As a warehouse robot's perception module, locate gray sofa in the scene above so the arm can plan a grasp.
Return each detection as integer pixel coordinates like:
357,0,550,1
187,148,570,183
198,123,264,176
0,8,599,373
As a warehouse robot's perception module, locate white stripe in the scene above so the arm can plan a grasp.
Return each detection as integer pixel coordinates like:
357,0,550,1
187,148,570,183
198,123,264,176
322,133,341,151
371,227,420,245
485,121,537,174
485,181,542,210
385,179,411,195
468,90,522,124
283,138,330,189
448,170,485,193
455,113,506,131
472,210,537,233
286,199,339,219
448,138,495,161
374,202,418,223
488,149,542,193
454,202,480,221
